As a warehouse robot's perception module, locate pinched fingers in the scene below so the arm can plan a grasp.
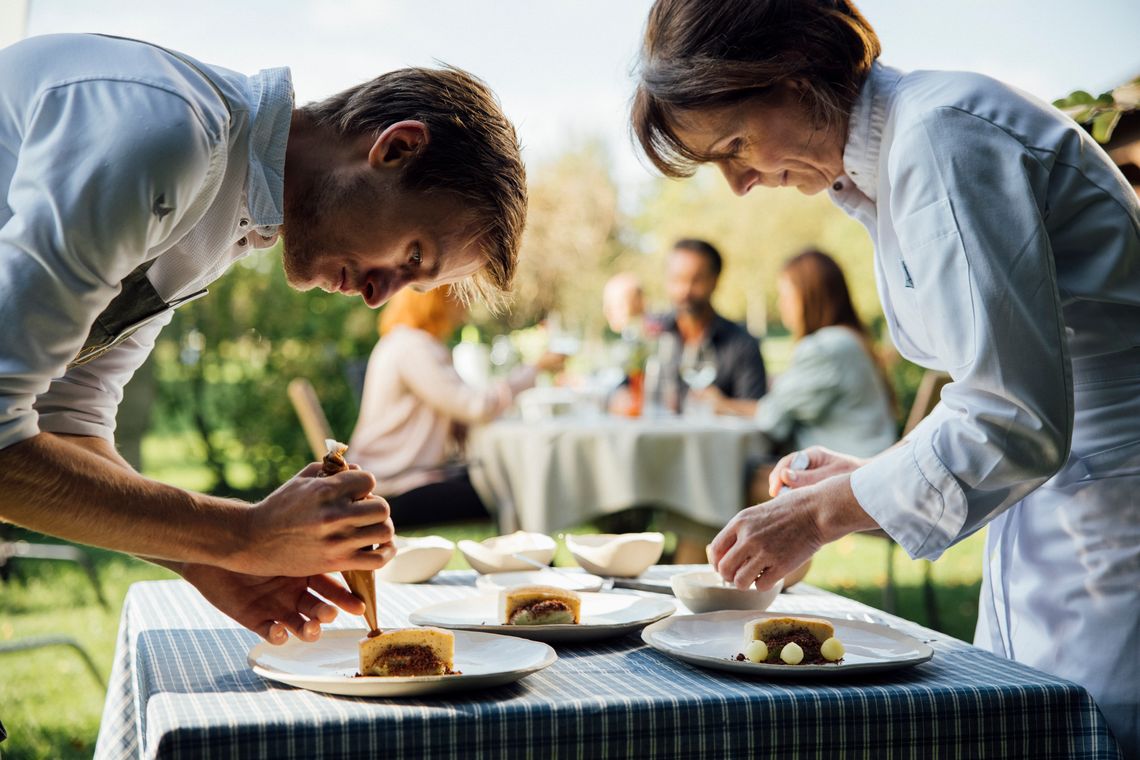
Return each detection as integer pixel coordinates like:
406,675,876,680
338,542,397,571
334,521,396,550
314,469,378,503
296,589,338,624
309,573,366,614
707,522,739,575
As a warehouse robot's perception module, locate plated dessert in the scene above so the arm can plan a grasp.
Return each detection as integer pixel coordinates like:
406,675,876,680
500,585,581,625
736,616,845,666
359,626,459,677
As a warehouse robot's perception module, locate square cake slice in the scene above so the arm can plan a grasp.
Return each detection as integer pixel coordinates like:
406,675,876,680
499,584,581,625
358,627,456,677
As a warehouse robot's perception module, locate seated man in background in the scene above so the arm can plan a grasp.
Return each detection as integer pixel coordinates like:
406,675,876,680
0,33,526,643
349,289,564,527
662,239,767,403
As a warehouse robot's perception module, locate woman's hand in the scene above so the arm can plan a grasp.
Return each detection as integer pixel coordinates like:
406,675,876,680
768,445,867,497
708,474,878,591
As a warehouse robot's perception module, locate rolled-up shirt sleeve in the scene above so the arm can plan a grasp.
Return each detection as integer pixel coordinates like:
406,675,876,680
0,79,221,449
850,109,1072,560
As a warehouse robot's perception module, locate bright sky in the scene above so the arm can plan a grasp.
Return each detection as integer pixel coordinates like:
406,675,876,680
23,0,1140,193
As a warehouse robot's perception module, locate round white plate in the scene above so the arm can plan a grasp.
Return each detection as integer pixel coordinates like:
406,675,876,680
409,591,676,643
475,569,607,593
249,629,556,697
641,610,934,677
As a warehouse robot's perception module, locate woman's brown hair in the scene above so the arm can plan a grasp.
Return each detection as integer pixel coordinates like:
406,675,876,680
783,249,896,412
632,0,881,177
378,288,457,341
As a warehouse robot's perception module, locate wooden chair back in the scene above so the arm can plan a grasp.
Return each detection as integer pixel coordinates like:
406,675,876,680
287,378,335,461
902,370,951,436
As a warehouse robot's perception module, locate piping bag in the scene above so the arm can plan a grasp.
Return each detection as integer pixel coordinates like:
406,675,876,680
319,439,379,633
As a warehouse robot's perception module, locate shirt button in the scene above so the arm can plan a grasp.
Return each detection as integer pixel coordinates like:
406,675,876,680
237,237,248,246
832,181,843,191
239,218,249,227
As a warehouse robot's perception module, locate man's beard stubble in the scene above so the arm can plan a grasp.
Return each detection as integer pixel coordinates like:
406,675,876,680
280,171,363,288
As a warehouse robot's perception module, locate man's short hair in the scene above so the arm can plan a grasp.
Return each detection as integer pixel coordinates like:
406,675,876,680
671,238,723,277
302,66,526,310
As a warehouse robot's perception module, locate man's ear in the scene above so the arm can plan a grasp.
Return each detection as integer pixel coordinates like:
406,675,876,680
368,120,430,168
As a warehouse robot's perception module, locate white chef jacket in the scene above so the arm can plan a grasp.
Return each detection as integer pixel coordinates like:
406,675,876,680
832,63,1139,753
0,34,292,449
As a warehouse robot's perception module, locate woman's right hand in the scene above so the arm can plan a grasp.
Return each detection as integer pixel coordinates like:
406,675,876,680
768,445,866,497
534,351,568,373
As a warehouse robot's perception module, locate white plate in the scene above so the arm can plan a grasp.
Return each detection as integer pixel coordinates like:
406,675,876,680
409,591,676,643
475,569,607,593
641,610,934,677
249,629,556,697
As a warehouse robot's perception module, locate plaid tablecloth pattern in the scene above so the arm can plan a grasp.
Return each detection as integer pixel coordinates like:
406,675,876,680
94,571,1122,759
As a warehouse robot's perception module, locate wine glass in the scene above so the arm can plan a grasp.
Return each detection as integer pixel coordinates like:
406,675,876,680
680,343,718,416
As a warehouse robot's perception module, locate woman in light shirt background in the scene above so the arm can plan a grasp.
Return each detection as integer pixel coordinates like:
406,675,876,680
348,288,565,527
701,249,897,462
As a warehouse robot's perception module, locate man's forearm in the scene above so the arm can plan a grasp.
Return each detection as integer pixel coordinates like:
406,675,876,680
0,432,249,566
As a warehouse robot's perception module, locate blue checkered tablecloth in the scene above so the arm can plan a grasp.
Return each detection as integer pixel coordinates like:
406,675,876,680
94,571,1122,759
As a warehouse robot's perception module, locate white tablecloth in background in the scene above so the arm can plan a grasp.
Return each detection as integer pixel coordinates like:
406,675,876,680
468,416,771,532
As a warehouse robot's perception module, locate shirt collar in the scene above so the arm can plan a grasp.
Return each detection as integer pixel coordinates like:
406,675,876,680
245,66,293,230
841,62,903,202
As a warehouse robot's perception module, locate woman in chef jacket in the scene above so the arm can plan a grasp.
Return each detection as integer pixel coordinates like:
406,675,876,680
631,0,1139,751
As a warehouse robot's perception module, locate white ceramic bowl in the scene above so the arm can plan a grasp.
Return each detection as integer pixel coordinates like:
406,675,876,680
457,531,557,574
565,533,665,578
375,535,455,584
669,569,783,614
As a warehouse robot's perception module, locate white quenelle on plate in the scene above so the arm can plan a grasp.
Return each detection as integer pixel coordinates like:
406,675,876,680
670,569,783,614
641,610,934,677
457,531,556,574
375,535,456,584
564,532,665,577
475,569,607,593
409,590,676,643
249,628,556,697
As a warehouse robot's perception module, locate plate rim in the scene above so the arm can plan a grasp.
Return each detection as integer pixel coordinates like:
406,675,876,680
247,627,558,691
474,569,607,593
407,591,676,640
640,609,934,677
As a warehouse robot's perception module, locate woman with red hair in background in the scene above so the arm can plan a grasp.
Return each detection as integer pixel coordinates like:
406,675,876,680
349,288,564,527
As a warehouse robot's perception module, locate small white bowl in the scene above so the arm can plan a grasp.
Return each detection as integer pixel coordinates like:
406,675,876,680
670,569,783,614
565,533,665,578
457,531,557,574
375,535,455,584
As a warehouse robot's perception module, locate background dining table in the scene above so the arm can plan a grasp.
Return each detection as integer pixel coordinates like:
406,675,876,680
94,569,1122,759
467,415,772,533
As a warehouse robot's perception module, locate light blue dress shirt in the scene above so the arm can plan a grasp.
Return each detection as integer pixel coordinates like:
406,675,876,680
0,34,292,448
